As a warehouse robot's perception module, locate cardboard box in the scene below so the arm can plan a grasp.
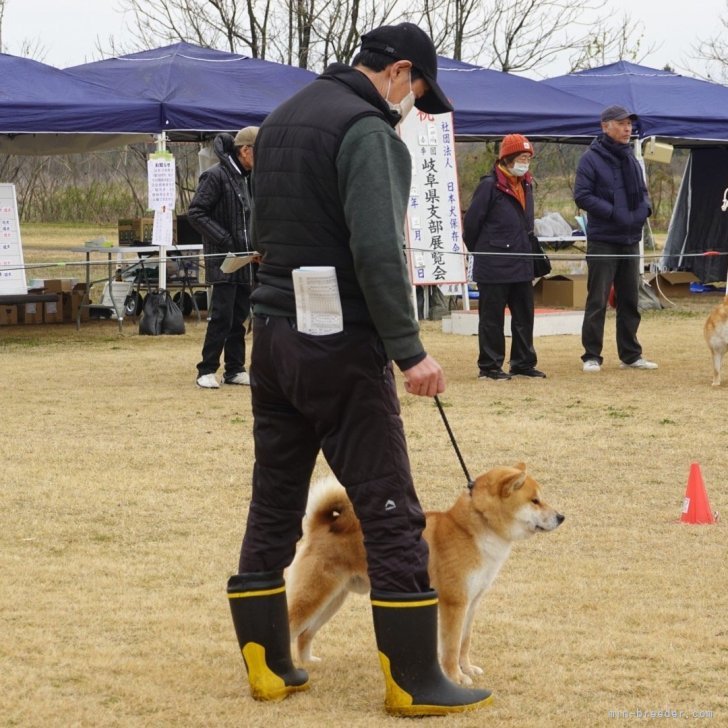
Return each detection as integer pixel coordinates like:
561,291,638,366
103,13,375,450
62,284,90,323
118,217,177,245
43,294,64,323
645,271,699,298
33,278,79,293
0,304,18,326
537,274,588,308
18,301,44,324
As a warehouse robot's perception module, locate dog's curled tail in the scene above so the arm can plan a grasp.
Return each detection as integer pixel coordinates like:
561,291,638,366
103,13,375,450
305,475,360,535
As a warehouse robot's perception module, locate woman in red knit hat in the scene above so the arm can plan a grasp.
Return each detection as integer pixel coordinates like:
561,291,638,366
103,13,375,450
462,134,546,380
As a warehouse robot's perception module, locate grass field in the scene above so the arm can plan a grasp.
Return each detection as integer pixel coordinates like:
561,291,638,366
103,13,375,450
2,225,726,727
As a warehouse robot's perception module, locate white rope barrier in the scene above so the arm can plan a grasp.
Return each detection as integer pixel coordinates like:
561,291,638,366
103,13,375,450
2,245,727,275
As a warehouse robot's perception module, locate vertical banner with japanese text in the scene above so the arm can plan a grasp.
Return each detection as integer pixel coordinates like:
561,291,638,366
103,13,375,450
399,111,467,286
0,184,27,296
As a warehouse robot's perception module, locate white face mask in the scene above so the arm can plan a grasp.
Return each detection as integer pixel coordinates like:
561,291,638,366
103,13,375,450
385,72,415,123
511,161,530,176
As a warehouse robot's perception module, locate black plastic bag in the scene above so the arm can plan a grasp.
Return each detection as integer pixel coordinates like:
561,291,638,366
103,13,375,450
162,292,186,335
530,232,552,279
139,291,186,335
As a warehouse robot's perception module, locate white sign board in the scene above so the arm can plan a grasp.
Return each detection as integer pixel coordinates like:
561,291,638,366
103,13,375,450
399,111,467,286
0,184,27,296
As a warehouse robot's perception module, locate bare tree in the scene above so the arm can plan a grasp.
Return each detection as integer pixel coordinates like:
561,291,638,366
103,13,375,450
568,13,654,72
310,0,400,67
118,0,263,55
0,0,47,60
413,0,486,61
694,0,728,81
117,0,400,69
412,0,646,75
471,0,607,73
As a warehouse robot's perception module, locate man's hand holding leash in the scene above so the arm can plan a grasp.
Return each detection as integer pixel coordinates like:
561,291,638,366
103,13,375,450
403,354,445,397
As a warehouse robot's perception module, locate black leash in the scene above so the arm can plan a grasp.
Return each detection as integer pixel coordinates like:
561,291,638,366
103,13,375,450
433,395,474,491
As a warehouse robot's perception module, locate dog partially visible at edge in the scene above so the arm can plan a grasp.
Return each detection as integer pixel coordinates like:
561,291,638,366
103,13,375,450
286,464,565,685
704,296,728,386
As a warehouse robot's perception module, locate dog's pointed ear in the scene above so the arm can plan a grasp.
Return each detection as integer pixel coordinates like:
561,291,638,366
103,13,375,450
513,462,526,472
502,470,527,496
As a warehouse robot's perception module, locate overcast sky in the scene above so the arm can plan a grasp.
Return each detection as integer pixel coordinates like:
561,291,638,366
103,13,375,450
2,0,726,77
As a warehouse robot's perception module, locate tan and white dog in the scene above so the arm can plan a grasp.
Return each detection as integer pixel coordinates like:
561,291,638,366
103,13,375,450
286,464,564,685
704,296,728,386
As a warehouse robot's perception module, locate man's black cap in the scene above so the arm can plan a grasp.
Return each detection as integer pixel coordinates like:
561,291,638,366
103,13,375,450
360,23,453,114
601,105,638,122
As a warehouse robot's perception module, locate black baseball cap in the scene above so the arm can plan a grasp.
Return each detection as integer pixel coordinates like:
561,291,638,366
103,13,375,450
601,105,638,122
360,23,453,114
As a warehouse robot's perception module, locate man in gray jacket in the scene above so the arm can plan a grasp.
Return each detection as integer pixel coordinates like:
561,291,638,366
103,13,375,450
574,105,657,373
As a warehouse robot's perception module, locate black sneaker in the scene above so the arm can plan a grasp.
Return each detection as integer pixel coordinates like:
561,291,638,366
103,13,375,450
478,369,512,381
509,367,547,378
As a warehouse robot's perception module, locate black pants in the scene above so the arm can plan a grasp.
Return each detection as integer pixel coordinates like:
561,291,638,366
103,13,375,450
581,240,642,365
197,282,251,377
477,281,537,373
238,315,430,593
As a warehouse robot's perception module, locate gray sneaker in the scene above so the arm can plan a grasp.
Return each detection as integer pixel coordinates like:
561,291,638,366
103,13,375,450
620,358,658,370
582,359,601,372
196,373,220,389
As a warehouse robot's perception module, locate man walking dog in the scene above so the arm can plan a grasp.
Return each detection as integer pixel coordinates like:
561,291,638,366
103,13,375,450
226,23,492,717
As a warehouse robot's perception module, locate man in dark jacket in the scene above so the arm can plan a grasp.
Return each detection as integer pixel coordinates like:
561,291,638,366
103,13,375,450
574,105,657,372
188,127,257,388
226,23,492,717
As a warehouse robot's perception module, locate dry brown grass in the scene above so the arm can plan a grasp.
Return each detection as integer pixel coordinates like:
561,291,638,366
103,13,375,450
2,227,726,727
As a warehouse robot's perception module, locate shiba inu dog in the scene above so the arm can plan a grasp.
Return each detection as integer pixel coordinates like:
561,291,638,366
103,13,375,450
704,297,728,386
286,464,564,685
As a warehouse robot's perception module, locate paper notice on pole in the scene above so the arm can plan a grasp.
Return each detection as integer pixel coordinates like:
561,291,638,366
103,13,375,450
220,251,260,274
152,207,174,247
291,266,343,335
147,152,176,211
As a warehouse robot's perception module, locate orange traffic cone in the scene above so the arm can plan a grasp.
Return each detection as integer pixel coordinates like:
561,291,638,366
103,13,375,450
680,463,716,525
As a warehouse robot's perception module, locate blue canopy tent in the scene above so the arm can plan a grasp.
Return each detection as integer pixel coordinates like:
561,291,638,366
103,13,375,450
66,43,317,141
543,61,728,282
542,61,728,145
0,52,162,154
65,47,604,142
436,57,605,141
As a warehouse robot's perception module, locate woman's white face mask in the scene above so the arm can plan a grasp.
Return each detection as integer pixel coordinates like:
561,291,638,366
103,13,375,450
386,71,415,123
510,161,530,176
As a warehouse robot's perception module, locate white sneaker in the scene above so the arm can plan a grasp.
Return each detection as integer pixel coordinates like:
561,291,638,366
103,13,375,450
583,359,601,372
620,358,658,370
196,373,220,389
224,371,251,386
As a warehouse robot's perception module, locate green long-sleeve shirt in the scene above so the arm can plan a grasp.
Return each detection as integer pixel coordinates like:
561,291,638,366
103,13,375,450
336,116,424,366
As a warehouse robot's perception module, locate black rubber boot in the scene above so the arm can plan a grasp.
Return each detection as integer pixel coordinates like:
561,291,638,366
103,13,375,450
227,571,309,701
371,590,493,716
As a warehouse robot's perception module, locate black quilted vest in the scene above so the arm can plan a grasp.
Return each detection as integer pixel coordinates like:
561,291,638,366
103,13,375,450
250,63,399,320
